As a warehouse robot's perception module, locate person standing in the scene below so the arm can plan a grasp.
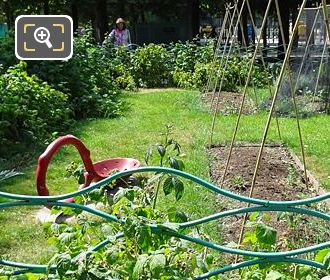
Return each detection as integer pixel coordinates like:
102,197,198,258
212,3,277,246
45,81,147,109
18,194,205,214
106,18,131,47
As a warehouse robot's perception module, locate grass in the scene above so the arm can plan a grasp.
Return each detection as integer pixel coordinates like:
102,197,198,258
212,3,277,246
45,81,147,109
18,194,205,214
0,88,329,266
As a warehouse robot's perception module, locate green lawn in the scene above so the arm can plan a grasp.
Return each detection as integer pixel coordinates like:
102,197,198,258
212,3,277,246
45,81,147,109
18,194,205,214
0,88,329,266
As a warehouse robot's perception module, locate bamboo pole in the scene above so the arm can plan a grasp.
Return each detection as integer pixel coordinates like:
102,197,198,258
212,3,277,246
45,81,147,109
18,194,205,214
234,0,308,263
204,6,230,96
313,35,327,102
246,0,282,141
219,0,274,188
209,3,238,109
275,0,309,188
209,0,248,144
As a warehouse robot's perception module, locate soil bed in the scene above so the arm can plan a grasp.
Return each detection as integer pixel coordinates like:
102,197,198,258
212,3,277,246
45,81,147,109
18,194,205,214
202,91,255,115
208,144,329,252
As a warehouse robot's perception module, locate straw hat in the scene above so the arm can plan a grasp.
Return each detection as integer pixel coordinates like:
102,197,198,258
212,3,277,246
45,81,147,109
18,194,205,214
116,18,125,24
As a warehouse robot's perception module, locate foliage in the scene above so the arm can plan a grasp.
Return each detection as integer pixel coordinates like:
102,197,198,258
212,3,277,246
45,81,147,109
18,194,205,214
38,182,218,280
144,125,186,208
103,46,137,91
29,30,122,119
0,34,16,72
171,51,269,92
170,42,214,90
130,44,173,88
240,212,328,279
0,62,70,151
169,41,214,73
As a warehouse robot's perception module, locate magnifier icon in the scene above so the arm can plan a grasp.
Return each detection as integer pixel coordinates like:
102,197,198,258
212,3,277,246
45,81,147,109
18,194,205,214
34,27,53,48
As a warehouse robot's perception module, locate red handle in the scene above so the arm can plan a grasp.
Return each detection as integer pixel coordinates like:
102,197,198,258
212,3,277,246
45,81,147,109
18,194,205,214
35,135,97,197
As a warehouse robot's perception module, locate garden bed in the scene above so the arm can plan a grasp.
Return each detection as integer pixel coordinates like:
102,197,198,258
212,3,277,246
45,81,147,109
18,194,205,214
202,91,256,115
208,144,329,250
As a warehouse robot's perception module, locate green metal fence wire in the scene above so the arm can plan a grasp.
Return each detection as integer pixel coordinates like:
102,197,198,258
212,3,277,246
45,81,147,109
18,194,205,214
0,166,329,279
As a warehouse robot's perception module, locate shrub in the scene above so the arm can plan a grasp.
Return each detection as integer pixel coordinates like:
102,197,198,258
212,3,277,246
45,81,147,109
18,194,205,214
172,69,195,89
0,33,17,72
169,41,213,72
170,42,214,90
130,44,173,87
29,30,122,119
0,62,70,151
105,47,137,91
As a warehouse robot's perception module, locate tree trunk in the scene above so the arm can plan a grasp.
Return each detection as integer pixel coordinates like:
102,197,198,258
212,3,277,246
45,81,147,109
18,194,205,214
71,0,79,32
43,0,50,15
94,0,108,43
187,0,200,40
250,2,256,45
278,0,290,60
4,1,13,30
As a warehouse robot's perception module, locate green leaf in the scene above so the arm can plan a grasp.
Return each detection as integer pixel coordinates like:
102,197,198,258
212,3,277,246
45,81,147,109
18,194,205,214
256,222,277,246
263,213,272,222
324,251,330,270
163,176,174,196
315,248,330,263
249,212,259,222
168,157,184,170
156,144,166,158
58,232,75,244
88,188,104,201
113,188,127,204
0,169,23,184
54,253,72,277
167,207,188,223
132,255,148,280
149,254,166,278
137,224,152,252
265,270,286,280
173,178,184,201
243,231,257,244
159,222,180,232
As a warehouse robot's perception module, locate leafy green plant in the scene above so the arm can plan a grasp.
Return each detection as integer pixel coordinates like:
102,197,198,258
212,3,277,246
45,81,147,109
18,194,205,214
145,125,186,209
169,41,213,73
241,212,329,279
130,44,173,88
65,161,85,185
0,33,17,72
37,162,218,279
230,175,246,191
286,163,297,187
243,212,277,251
0,61,70,154
29,29,122,119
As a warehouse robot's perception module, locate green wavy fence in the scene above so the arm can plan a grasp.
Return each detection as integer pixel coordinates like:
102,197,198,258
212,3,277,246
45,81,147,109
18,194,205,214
0,167,329,279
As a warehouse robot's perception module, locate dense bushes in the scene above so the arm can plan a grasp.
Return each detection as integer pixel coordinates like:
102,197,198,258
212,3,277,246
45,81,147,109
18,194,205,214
0,34,17,72
131,44,173,87
124,42,268,91
29,30,122,119
0,31,123,156
0,62,70,152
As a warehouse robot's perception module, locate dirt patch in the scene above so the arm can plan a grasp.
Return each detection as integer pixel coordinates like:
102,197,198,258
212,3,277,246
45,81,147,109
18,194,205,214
208,145,329,251
202,91,255,115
